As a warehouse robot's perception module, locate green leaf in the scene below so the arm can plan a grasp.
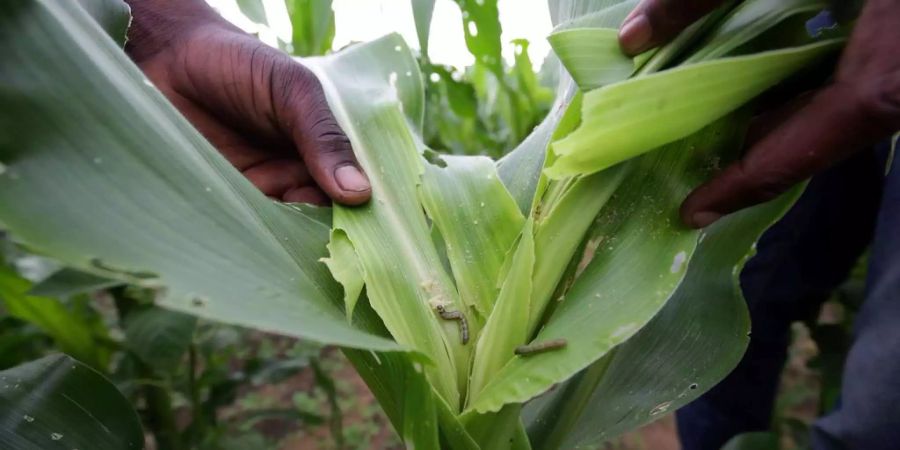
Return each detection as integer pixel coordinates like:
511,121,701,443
685,0,828,63
528,186,804,448
497,74,578,214
75,0,130,45
550,0,636,31
321,230,364,322
123,307,197,372
342,296,453,450
311,358,344,448
468,115,749,415
402,366,440,450
286,0,335,56
453,0,504,73
0,0,396,351
527,164,630,335
423,65,500,157
0,265,109,369
497,0,626,213
419,155,525,320
468,220,534,399
29,269,121,298
412,0,436,59
510,40,555,111
462,404,527,450
237,0,268,25
545,40,841,178
548,28,635,90
0,354,143,450
308,35,464,408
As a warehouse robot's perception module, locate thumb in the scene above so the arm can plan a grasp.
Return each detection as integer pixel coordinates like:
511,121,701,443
273,61,371,206
619,0,727,55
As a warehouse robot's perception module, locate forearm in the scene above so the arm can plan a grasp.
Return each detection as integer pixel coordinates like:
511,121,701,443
124,0,235,61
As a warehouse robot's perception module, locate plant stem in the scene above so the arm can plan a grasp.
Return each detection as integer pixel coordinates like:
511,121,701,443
188,344,208,440
110,288,183,450
143,377,183,450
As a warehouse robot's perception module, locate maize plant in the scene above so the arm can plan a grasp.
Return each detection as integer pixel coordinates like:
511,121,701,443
0,0,851,448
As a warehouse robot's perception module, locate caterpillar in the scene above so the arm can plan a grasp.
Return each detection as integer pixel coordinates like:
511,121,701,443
435,304,469,345
515,338,567,356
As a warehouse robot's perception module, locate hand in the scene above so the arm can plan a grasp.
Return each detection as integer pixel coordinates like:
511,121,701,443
619,0,900,228
124,0,370,206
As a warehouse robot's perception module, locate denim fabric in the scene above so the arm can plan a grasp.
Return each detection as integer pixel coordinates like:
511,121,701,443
677,141,895,450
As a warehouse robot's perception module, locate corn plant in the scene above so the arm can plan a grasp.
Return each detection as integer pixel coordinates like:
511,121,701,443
0,0,851,448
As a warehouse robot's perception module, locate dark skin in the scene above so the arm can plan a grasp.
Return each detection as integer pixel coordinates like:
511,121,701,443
619,0,900,228
124,0,370,206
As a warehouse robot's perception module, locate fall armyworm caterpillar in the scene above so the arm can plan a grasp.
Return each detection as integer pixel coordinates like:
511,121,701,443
435,304,469,345
515,338,567,356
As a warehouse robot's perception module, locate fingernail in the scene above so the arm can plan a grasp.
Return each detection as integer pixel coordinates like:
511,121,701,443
691,212,722,228
619,14,653,55
334,164,370,192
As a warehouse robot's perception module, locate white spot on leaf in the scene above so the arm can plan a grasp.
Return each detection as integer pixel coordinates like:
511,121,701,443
611,323,638,340
388,72,398,88
650,401,672,416
670,251,687,273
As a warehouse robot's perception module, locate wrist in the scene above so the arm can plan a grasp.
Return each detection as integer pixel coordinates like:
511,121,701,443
124,0,236,62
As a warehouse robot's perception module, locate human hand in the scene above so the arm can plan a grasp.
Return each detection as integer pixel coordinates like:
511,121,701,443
124,0,370,206
618,0,727,56
619,0,900,228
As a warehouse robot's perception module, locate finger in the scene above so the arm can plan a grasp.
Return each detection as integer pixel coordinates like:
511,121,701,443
272,62,372,206
283,186,329,206
744,91,815,147
242,159,313,198
681,77,900,228
619,0,727,55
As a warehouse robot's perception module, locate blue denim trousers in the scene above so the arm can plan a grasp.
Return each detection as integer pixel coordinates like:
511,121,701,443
677,139,900,450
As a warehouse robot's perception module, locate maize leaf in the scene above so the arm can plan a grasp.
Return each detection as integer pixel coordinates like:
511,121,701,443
468,114,748,414
306,35,466,407
0,355,143,450
419,155,525,321
545,40,841,178
0,0,397,351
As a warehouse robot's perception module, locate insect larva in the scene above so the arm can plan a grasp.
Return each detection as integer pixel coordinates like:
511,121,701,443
515,338,567,356
435,304,469,345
